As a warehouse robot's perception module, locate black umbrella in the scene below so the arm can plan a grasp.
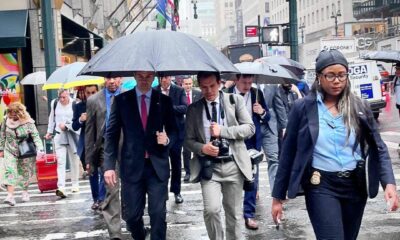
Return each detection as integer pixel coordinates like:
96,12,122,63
79,30,239,77
361,50,400,63
257,56,305,76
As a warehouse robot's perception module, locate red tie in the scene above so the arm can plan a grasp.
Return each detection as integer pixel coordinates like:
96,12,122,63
140,95,149,158
186,91,191,105
141,95,147,130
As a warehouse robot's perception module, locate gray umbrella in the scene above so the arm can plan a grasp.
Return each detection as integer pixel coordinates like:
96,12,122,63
361,50,400,63
257,56,305,76
79,30,239,77
229,61,299,84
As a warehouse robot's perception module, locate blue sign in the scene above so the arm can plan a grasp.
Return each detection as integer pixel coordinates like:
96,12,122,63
360,83,373,99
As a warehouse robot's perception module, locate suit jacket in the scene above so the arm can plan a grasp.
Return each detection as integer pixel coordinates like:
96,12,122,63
72,101,86,160
155,84,187,141
263,85,288,134
272,92,396,200
104,88,177,183
226,86,270,150
190,89,202,104
184,92,255,182
85,89,107,166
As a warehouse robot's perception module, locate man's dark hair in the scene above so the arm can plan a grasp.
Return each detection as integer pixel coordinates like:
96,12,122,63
236,74,255,80
197,71,221,85
84,84,99,91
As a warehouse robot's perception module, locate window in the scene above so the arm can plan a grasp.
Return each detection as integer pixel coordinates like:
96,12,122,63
321,8,324,21
229,2,233,7
316,10,319,23
225,2,228,8
308,14,310,25
327,6,329,19
265,2,269,13
312,12,315,24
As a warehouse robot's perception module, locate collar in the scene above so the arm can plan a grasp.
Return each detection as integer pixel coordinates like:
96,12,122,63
205,94,220,105
234,86,249,96
316,92,324,105
135,87,152,99
105,88,121,97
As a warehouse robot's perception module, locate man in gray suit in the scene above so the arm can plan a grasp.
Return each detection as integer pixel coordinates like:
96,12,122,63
261,84,287,193
85,77,123,240
185,72,255,240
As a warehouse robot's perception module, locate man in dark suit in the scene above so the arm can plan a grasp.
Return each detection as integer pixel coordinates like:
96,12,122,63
104,71,177,240
227,75,270,230
85,77,123,239
155,75,187,204
72,85,102,210
182,76,202,182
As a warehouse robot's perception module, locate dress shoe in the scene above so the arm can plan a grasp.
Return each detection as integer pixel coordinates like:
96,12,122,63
56,189,67,198
91,201,99,210
183,173,190,183
245,218,259,230
174,193,184,204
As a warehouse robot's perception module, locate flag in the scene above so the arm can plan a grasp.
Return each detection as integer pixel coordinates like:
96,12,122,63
156,0,173,29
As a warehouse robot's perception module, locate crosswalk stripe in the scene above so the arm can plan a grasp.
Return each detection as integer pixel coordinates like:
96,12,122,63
381,131,400,137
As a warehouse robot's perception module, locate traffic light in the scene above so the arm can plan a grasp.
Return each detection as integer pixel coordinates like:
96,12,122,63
261,27,280,44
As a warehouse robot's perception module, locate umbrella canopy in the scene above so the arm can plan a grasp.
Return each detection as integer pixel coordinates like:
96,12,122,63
20,71,46,85
229,61,299,84
43,62,104,90
257,56,305,76
79,30,239,77
361,50,400,63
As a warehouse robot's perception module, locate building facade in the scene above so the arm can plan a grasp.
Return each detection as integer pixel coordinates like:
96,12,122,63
0,0,132,132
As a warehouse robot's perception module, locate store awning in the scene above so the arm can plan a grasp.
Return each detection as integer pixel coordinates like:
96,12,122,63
61,15,104,49
0,10,28,49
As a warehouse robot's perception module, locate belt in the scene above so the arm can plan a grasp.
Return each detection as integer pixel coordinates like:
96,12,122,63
55,131,61,134
210,155,234,164
315,168,355,178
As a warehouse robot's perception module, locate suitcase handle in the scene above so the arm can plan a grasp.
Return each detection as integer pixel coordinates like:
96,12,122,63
45,155,56,164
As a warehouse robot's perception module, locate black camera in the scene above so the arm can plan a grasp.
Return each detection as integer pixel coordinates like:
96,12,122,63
212,138,230,157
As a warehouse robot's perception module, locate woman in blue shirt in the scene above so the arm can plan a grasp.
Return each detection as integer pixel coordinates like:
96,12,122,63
271,49,399,240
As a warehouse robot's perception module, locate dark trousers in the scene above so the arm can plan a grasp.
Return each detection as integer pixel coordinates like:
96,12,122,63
123,160,168,240
182,146,191,175
304,170,367,240
169,138,183,194
89,167,106,202
243,164,259,219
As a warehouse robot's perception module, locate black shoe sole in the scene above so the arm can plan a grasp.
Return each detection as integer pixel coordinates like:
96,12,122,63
56,190,67,198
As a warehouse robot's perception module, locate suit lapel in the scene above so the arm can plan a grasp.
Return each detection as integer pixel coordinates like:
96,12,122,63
148,89,161,132
195,100,206,143
98,89,107,116
305,94,319,146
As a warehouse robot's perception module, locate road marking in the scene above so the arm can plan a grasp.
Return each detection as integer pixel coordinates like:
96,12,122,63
384,141,399,149
0,215,96,227
381,131,400,137
0,198,87,209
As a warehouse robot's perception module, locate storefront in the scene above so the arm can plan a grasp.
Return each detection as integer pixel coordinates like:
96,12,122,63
0,10,31,121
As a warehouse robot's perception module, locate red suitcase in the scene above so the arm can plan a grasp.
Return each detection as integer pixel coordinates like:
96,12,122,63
36,154,58,193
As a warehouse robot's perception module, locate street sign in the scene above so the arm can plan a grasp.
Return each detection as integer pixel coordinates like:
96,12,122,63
262,26,280,44
245,26,258,37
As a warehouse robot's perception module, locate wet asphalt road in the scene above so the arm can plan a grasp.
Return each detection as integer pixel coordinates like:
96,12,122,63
0,96,399,240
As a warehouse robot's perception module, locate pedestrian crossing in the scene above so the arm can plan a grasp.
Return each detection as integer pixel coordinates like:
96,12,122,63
1,160,400,239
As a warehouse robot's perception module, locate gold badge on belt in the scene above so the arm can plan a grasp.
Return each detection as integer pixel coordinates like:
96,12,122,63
310,171,321,185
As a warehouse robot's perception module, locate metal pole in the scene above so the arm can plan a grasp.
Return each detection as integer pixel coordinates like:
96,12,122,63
121,0,152,34
41,0,58,107
130,5,157,34
288,0,298,61
258,15,263,58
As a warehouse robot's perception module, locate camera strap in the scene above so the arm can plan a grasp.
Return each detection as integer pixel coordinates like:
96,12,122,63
203,92,225,124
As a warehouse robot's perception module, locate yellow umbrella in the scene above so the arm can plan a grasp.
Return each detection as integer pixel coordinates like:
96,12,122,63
42,62,104,90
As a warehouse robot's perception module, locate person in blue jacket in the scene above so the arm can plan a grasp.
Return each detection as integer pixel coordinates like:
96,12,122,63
271,49,399,240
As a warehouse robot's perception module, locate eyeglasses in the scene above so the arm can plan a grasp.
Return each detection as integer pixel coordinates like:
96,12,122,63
321,73,349,82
